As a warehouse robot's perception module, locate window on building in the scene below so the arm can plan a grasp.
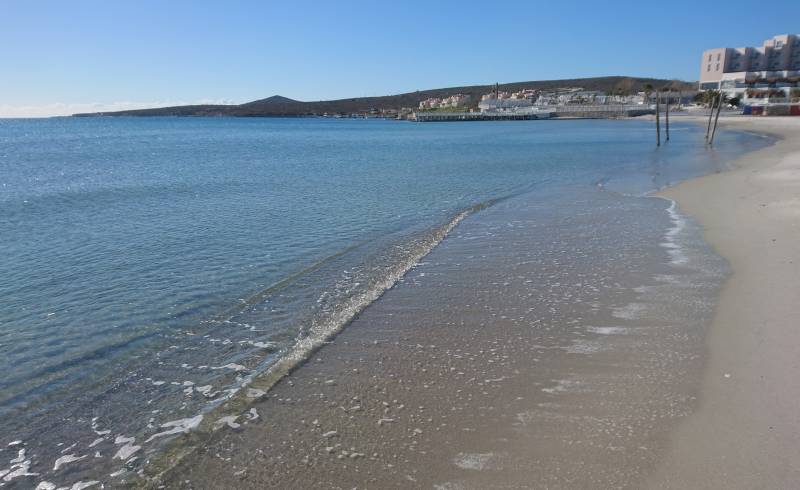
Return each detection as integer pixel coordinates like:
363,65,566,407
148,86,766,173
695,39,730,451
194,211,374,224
717,53,721,61
707,64,711,72
708,54,712,61
716,63,720,71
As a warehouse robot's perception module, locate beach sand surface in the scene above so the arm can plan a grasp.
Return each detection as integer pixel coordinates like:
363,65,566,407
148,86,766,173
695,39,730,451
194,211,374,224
650,116,800,488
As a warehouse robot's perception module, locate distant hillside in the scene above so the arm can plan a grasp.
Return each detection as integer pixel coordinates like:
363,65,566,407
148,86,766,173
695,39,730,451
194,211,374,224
73,76,695,117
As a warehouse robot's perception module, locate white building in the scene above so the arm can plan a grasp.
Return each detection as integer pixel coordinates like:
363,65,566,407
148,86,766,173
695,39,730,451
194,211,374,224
419,94,471,110
700,33,800,98
478,96,532,112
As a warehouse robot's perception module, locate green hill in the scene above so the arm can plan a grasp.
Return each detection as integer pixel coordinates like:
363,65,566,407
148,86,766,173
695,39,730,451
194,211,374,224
72,76,694,117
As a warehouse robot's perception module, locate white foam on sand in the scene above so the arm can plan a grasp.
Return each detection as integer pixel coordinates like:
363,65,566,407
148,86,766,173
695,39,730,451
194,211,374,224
145,415,203,443
1,450,38,482
542,379,579,394
246,388,266,399
564,340,603,354
434,482,466,490
587,326,629,335
113,443,140,461
662,199,689,266
214,416,241,430
195,385,217,398
90,418,111,436
452,452,496,471
10,449,26,464
53,454,85,471
612,303,646,320
242,340,276,349
211,363,247,372
245,408,259,421
69,481,99,490
34,482,97,490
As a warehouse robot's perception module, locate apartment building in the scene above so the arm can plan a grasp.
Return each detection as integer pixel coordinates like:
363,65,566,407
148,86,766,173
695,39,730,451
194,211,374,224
699,34,800,97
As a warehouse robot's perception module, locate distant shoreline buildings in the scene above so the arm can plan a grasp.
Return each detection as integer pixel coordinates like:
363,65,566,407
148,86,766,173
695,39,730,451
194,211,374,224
418,83,663,113
418,94,471,110
700,34,800,100
413,84,660,121
474,84,659,114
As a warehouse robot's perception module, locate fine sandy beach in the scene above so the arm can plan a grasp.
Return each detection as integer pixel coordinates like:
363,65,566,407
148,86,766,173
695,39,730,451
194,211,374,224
146,117,799,489
648,116,800,488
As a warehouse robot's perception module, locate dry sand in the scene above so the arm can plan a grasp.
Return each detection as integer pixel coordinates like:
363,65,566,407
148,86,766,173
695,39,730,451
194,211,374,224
650,116,800,488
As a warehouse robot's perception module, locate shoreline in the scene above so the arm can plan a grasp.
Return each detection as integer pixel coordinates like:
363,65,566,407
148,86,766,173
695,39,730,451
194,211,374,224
648,116,800,488
144,120,768,489
7,118,769,489
71,117,792,490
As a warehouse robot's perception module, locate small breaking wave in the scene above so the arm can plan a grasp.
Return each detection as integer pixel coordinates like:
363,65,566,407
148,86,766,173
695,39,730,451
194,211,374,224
660,198,689,266
240,200,498,394
138,199,498,484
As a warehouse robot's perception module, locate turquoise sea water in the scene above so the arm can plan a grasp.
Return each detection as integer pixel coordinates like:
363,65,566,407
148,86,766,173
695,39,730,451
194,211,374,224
0,117,768,486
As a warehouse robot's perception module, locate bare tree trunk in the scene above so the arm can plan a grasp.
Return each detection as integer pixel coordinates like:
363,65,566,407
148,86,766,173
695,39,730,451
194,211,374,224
709,93,724,146
705,92,715,140
666,90,670,141
656,91,661,147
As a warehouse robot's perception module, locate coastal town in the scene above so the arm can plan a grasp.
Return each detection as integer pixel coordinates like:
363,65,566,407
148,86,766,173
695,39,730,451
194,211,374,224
411,86,660,121
315,32,800,122
410,34,800,121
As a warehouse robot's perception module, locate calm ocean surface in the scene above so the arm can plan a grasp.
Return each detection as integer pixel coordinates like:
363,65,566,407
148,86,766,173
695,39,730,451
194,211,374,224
0,117,768,486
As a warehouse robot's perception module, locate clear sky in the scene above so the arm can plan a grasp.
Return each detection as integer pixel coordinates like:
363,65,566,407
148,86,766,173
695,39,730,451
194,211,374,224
2,0,799,116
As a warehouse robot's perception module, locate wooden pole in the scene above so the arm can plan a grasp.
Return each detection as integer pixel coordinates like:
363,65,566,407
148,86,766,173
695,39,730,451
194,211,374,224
705,92,715,140
665,89,670,141
656,91,661,147
709,93,724,146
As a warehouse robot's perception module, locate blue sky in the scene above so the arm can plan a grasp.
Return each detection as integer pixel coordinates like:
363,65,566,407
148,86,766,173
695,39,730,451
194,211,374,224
2,0,799,116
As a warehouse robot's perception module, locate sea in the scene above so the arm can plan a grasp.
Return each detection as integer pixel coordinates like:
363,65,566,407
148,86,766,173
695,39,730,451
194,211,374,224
0,117,770,488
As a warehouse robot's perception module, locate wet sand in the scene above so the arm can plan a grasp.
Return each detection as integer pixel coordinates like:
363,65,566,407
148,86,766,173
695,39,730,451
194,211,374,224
648,117,800,488
137,117,800,490
149,180,728,488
